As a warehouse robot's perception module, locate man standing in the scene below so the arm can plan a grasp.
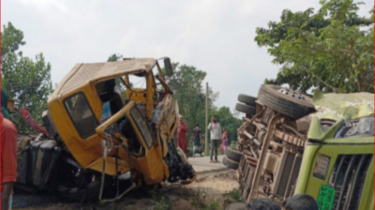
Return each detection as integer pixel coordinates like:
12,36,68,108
177,115,188,157
207,115,221,163
1,114,18,210
192,124,203,157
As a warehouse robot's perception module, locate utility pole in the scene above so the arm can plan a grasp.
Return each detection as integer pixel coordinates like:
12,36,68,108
204,82,209,155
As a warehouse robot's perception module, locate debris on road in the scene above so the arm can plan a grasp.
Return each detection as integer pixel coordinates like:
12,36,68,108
14,170,239,210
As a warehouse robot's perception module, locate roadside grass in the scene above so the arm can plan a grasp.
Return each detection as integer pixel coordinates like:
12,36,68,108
153,196,170,210
151,189,170,210
191,188,220,210
228,189,242,202
203,199,220,210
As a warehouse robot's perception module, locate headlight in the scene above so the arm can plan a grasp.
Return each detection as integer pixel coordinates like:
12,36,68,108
313,153,331,180
335,116,374,138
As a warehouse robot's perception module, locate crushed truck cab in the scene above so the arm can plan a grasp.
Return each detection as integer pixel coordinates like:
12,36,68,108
17,58,195,202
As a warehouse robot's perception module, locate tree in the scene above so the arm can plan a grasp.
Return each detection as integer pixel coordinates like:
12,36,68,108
165,63,217,141
107,54,123,62
255,0,374,93
165,63,241,147
1,22,53,132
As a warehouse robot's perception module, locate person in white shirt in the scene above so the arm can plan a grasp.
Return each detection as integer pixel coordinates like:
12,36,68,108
207,115,222,163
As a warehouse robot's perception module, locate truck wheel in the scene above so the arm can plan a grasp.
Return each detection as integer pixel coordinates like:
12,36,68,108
235,103,256,115
225,148,243,162
257,84,315,119
223,156,239,170
225,202,247,210
237,94,257,107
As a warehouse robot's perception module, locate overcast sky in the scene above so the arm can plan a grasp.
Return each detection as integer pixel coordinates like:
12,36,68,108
2,0,373,114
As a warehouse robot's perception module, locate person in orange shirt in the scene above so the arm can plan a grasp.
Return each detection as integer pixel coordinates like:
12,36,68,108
1,114,18,210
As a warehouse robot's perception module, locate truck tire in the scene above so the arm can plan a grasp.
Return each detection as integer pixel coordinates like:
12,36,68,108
237,94,257,107
223,156,239,170
225,148,243,162
257,84,315,119
235,103,255,115
225,202,247,210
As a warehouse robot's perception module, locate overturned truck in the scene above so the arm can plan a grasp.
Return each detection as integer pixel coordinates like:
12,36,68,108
224,84,374,210
16,58,195,202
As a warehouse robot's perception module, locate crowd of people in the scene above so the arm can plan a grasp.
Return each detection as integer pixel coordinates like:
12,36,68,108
177,115,228,163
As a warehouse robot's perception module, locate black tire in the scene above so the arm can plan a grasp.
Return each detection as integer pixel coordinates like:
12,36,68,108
225,148,243,162
235,103,256,115
237,94,257,107
225,202,247,210
257,84,315,119
223,156,239,170
57,180,101,202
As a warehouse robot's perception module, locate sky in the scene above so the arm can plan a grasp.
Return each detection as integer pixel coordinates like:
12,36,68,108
1,0,373,114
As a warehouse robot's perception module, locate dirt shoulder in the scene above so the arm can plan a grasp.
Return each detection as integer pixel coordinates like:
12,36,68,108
14,170,241,210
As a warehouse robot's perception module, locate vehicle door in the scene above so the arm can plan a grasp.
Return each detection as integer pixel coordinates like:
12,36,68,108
96,102,165,185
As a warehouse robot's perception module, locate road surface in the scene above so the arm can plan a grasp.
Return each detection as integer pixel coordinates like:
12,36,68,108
189,155,228,174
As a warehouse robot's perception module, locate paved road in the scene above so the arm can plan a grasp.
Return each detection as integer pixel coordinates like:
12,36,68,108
188,155,228,174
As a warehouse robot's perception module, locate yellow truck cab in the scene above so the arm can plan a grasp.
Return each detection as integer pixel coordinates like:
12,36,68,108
17,58,195,202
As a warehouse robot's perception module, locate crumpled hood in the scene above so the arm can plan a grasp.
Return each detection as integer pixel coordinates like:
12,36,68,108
312,91,374,121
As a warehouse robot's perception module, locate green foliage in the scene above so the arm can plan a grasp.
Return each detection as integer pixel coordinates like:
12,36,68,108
1,22,53,133
191,190,220,210
153,196,170,210
191,188,208,209
203,200,220,210
108,53,123,62
150,189,170,210
228,189,242,202
1,22,25,58
256,0,374,93
165,63,218,140
165,62,242,147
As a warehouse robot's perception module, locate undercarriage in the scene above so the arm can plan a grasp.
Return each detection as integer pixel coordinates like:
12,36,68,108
231,84,316,205
237,106,308,204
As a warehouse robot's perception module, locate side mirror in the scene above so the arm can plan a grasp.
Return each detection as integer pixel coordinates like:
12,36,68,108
164,57,173,77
